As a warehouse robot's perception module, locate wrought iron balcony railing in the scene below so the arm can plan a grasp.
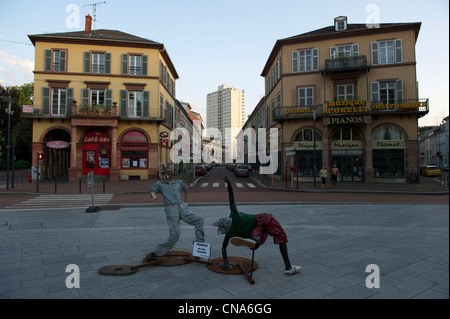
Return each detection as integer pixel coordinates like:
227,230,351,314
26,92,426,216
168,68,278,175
324,55,368,73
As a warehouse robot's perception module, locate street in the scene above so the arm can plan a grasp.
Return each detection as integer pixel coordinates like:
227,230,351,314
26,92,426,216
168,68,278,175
0,200,448,299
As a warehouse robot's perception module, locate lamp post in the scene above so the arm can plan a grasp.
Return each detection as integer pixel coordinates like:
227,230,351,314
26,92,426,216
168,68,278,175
0,96,13,190
312,105,317,187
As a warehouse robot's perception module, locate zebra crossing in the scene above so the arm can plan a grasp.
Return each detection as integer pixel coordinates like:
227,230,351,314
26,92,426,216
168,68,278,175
3,194,113,211
199,182,257,189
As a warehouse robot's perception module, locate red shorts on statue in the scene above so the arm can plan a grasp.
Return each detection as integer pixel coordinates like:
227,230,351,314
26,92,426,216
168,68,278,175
251,213,288,245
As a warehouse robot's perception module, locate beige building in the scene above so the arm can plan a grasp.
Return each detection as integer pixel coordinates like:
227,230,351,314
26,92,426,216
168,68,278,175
257,16,428,182
206,84,245,161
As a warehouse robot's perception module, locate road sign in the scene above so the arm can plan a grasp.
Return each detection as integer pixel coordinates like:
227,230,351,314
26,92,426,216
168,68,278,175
87,171,94,188
285,146,294,151
286,151,296,156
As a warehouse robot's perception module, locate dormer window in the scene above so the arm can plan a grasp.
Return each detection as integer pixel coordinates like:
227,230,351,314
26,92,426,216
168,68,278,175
334,16,348,31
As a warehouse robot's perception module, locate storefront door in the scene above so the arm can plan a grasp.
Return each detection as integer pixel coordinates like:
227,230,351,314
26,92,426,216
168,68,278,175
82,130,111,176
331,152,364,182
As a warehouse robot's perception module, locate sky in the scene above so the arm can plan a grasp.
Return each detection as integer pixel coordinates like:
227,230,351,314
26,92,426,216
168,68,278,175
0,0,448,127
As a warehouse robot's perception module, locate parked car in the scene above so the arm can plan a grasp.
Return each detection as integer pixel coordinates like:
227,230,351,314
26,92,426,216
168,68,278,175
423,165,441,177
195,165,205,176
234,164,250,177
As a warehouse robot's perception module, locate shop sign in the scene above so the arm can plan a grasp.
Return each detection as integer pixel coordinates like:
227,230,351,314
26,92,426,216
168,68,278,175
83,131,110,143
22,105,33,113
294,141,323,150
160,131,169,138
371,101,427,111
331,141,362,150
46,140,70,149
330,116,364,125
327,100,366,107
160,139,169,143
372,141,405,149
285,106,313,116
326,106,368,115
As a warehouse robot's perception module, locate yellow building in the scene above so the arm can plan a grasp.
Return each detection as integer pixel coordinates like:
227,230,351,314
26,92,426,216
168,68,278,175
259,16,428,183
26,15,179,181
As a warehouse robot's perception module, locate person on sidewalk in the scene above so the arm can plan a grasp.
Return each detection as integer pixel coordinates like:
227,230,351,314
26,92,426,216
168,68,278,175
331,163,339,188
212,176,301,276
144,163,205,261
320,166,328,190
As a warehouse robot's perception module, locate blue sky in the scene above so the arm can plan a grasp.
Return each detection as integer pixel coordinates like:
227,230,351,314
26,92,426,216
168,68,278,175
0,0,448,126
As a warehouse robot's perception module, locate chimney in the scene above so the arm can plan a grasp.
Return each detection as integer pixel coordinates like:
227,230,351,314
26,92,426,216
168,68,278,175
85,14,92,36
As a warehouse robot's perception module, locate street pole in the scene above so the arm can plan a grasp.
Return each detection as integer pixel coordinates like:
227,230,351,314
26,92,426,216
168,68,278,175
0,96,13,190
313,106,316,187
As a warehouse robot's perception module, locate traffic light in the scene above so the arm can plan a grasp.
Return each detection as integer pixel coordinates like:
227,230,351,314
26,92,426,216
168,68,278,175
38,153,43,160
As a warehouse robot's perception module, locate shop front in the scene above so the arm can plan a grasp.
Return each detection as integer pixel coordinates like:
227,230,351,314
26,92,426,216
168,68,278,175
82,130,111,177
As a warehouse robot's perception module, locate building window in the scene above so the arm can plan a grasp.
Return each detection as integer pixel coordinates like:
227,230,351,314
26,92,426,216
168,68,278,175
121,54,147,76
372,126,405,141
128,91,143,117
298,87,314,106
91,53,105,73
120,131,148,169
331,127,361,141
336,84,354,101
294,129,322,142
292,49,319,73
91,90,105,106
44,49,67,72
371,40,403,65
371,80,403,103
51,88,67,116
129,55,142,75
330,44,359,58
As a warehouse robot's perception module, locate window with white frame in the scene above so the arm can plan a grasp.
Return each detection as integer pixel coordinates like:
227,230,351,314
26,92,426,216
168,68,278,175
91,90,105,106
292,49,319,73
336,84,354,101
371,80,403,104
51,88,67,116
298,87,314,106
129,55,143,75
371,40,403,65
91,53,106,74
330,44,359,58
128,91,143,117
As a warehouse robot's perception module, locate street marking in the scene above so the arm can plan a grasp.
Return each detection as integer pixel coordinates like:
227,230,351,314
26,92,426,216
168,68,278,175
4,194,113,210
247,183,256,188
212,183,219,187
236,183,244,188
200,183,209,187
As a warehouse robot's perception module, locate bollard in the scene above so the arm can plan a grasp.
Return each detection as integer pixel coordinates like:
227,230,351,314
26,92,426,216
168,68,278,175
55,179,57,194
79,179,81,194
103,179,105,194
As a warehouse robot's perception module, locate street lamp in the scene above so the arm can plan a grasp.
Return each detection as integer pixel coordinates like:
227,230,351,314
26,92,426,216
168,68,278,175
312,104,318,187
0,96,13,190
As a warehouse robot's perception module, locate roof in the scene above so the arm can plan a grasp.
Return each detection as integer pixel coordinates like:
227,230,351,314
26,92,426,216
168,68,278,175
28,29,179,79
261,22,422,76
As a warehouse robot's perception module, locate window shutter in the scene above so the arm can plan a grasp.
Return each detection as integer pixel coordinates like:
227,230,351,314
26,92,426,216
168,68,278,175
292,51,299,73
395,39,403,63
370,82,380,102
121,54,128,75
163,66,167,85
105,89,112,110
312,49,319,70
120,90,127,116
59,51,66,72
81,88,90,106
352,44,359,56
65,88,73,115
371,42,378,65
44,50,52,71
83,52,91,73
396,79,403,102
42,87,50,115
330,47,337,58
105,53,111,74
143,91,149,118
142,55,148,76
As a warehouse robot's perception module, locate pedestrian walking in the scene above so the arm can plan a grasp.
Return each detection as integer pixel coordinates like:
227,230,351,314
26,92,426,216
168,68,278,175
331,163,339,188
320,166,328,189
144,163,205,261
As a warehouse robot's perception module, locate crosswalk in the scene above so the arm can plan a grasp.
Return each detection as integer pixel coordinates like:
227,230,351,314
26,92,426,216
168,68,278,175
3,194,113,211
199,182,257,189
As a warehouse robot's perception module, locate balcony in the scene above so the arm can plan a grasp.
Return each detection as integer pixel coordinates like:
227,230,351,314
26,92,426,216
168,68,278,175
324,55,368,73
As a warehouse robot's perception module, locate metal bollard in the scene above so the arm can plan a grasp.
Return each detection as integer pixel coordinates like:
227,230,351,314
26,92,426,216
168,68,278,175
79,179,81,194
103,179,105,194
55,179,57,194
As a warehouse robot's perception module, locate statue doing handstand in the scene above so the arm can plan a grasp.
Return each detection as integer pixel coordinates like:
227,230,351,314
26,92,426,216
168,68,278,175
213,176,301,276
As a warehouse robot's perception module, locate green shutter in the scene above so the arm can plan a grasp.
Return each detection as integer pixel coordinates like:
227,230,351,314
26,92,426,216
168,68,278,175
83,52,91,73
105,53,111,74
120,90,127,116
370,82,379,102
42,87,50,115
121,54,128,75
395,39,403,63
143,91,149,118
105,89,112,110
44,50,52,71
142,55,148,76
65,88,73,115
371,42,379,65
59,50,66,72
81,88,89,106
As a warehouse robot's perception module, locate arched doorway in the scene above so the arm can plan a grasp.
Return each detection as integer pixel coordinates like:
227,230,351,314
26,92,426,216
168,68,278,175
42,128,71,181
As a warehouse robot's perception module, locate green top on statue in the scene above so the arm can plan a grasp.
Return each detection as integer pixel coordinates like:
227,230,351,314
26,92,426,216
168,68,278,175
226,210,257,238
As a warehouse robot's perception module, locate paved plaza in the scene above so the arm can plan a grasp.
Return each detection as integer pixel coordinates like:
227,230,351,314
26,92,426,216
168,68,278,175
0,202,448,300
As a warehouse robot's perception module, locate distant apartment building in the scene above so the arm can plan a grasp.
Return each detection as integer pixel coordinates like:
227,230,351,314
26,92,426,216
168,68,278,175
206,84,245,161
419,116,449,169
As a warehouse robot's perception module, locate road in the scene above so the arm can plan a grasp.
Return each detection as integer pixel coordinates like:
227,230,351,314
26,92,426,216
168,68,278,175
0,202,447,300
